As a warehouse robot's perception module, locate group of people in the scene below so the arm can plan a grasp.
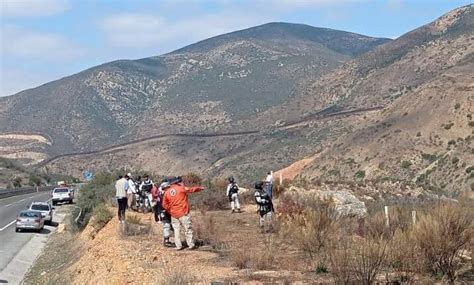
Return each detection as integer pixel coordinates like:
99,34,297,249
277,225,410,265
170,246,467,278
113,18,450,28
114,171,275,250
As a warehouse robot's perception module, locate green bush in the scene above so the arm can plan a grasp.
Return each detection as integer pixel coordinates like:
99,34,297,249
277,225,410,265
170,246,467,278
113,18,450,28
91,204,113,231
71,172,117,231
454,103,461,110
444,123,454,130
28,175,42,186
421,153,438,163
12,177,22,188
401,161,412,169
354,170,366,179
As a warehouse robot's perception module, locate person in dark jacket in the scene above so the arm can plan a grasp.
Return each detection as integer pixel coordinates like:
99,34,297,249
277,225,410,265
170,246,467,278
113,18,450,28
159,181,175,247
254,181,274,233
226,177,240,213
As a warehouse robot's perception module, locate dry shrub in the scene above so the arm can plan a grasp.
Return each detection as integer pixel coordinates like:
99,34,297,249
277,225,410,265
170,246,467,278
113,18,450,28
277,193,305,219
351,235,390,284
231,247,252,269
387,229,421,283
230,239,276,270
281,195,337,259
193,214,226,250
327,237,353,284
364,205,413,239
121,215,151,236
412,203,472,282
329,235,389,285
182,172,202,186
91,204,113,231
158,267,197,285
191,185,228,211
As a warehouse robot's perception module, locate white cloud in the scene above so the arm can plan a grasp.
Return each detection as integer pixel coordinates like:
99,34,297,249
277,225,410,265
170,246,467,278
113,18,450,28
100,12,274,51
1,0,70,17
1,26,85,60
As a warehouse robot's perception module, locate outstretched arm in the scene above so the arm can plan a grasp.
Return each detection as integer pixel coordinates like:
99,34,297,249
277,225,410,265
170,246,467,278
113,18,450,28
186,186,205,193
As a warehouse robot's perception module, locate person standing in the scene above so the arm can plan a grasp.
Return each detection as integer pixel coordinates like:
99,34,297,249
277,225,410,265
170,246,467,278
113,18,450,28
162,176,204,250
126,173,137,209
159,181,175,247
254,181,274,233
265,171,274,199
115,175,129,223
151,183,161,223
226,177,240,213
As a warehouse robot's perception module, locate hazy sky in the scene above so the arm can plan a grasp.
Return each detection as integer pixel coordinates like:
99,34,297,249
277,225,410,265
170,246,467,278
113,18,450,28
0,0,471,96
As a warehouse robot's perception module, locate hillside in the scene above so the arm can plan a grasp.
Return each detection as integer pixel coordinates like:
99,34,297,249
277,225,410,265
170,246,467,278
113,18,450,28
0,23,389,162
293,5,474,194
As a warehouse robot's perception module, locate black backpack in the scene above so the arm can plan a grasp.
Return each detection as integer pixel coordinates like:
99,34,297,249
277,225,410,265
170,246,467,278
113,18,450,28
229,183,239,195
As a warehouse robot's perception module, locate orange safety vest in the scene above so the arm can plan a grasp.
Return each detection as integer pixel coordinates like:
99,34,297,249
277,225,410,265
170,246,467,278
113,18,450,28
162,183,203,218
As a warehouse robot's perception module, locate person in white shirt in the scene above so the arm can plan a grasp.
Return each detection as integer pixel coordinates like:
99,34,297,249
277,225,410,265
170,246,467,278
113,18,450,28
126,173,137,209
265,172,273,199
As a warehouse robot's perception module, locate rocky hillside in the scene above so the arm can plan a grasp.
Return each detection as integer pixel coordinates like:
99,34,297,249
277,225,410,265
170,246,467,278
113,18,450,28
296,5,474,194
0,23,389,159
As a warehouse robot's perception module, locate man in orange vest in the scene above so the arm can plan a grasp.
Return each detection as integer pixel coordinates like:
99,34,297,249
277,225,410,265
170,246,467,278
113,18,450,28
162,176,204,250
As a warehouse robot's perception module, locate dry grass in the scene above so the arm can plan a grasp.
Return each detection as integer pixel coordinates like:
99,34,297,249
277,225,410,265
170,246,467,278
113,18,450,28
412,202,472,282
281,200,338,260
193,214,227,251
121,214,151,237
158,267,197,285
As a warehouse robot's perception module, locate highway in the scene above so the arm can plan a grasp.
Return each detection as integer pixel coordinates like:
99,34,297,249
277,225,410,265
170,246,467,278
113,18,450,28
0,191,56,272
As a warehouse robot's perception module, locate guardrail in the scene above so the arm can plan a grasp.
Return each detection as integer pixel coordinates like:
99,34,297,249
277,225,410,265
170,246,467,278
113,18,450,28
0,186,56,199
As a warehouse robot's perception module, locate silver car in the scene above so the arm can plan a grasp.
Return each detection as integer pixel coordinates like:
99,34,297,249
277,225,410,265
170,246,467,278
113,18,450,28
29,202,53,225
16,210,44,232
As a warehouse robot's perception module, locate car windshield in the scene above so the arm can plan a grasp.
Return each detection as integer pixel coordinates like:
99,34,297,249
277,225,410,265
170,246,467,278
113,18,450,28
54,188,69,193
20,211,41,218
31,204,50,211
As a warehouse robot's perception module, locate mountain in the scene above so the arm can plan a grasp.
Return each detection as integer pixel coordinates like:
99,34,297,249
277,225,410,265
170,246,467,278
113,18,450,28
0,22,390,163
287,5,474,194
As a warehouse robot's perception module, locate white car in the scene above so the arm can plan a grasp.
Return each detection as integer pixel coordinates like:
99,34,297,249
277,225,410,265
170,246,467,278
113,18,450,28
52,187,74,205
29,202,53,225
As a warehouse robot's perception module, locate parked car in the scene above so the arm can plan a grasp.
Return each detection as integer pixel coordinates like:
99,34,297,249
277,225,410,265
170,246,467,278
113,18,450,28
52,187,74,205
16,210,44,232
29,202,53,225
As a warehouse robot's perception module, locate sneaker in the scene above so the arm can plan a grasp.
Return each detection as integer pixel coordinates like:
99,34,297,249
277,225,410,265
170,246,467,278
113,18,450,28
176,247,185,251
231,209,235,213
237,209,241,213
188,245,198,250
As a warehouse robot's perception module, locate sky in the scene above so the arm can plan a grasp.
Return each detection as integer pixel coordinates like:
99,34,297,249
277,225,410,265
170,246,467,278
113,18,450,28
0,0,472,97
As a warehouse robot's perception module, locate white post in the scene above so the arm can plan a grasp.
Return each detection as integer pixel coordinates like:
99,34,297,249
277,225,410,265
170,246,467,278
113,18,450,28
384,206,390,228
279,172,283,185
36,186,39,193
412,210,417,225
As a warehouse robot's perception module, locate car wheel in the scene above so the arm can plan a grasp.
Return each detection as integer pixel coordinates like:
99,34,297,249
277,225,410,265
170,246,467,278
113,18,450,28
15,228,19,232
52,202,56,206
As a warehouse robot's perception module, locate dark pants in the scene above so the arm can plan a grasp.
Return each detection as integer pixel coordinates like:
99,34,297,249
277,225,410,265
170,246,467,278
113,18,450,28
117,197,127,221
153,203,161,222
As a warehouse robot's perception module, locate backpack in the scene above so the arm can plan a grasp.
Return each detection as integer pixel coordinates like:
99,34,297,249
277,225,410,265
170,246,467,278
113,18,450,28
229,183,239,195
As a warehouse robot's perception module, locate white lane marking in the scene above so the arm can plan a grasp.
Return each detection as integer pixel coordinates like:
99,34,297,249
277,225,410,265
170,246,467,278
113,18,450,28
0,220,16,231
5,203,13,207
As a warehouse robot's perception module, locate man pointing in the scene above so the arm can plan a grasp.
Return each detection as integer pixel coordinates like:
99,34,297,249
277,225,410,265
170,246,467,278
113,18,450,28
162,176,204,250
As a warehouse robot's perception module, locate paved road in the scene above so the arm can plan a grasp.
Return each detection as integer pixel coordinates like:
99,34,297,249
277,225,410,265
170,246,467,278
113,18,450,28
0,191,61,271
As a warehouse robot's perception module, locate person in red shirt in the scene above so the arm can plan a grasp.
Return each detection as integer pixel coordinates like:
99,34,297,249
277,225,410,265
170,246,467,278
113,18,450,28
162,176,204,250
151,183,161,223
